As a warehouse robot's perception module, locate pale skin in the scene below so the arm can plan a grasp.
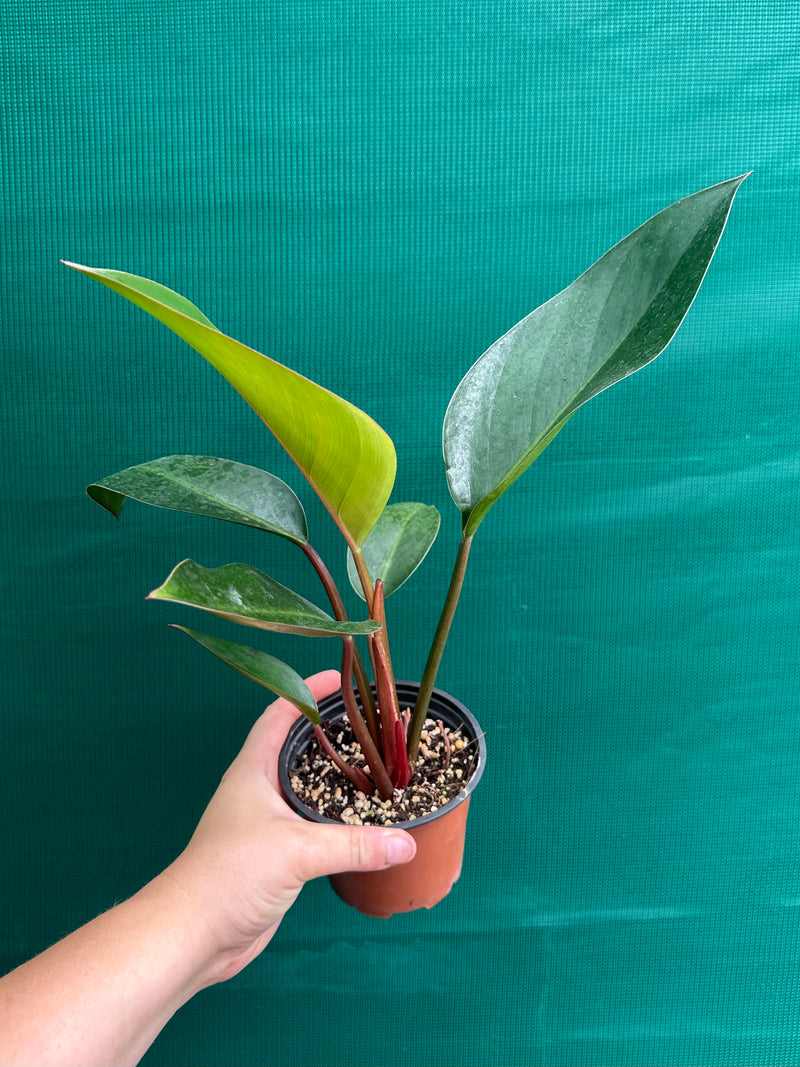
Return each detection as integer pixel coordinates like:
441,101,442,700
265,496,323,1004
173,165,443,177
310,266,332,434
0,670,416,1067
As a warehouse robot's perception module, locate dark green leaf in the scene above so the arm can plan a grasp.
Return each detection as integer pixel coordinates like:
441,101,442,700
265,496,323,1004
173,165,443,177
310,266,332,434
149,559,381,637
88,455,308,545
172,627,321,723
444,175,749,535
347,503,441,599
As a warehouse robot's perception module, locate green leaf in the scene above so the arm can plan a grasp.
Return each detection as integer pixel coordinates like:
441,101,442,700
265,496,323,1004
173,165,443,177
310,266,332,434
148,559,381,637
171,626,321,723
444,175,749,536
63,262,396,549
88,455,308,545
347,502,441,600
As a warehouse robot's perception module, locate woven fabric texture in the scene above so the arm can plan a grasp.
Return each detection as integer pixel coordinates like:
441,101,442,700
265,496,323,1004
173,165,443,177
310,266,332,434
3,2,800,1064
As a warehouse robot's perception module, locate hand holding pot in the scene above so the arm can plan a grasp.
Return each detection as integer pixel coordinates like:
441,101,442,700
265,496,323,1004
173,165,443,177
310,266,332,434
165,669,417,982
0,671,416,1067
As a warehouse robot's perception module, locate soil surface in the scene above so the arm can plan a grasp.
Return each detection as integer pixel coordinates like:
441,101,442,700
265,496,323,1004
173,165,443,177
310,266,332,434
289,716,480,825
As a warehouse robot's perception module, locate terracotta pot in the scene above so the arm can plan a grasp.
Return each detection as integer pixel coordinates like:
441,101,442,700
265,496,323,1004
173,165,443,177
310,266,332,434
278,681,486,918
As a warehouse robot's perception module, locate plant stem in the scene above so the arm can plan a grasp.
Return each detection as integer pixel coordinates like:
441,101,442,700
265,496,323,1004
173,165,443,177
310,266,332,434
302,542,347,617
340,639,394,800
301,542,378,739
345,638,380,743
408,533,474,760
369,580,403,785
350,546,375,605
313,725,374,795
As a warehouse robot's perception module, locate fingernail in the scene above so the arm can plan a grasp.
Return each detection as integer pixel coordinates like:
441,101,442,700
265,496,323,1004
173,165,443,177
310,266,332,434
385,832,416,865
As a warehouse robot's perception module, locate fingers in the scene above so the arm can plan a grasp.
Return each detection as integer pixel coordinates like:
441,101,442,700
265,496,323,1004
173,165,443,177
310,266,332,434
240,669,342,778
294,823,417,882
304,669,345,702
265,668,342,741
257,673,418,881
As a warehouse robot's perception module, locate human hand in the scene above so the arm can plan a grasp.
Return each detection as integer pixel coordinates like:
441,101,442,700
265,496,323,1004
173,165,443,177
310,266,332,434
163,670,416,984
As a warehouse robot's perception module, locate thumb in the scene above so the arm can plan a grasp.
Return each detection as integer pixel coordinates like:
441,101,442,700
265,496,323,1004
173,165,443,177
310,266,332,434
294,823,417,882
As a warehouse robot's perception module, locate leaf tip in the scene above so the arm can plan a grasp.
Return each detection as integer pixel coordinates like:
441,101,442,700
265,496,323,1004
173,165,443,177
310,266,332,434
86,483,124,520
61,259,91,274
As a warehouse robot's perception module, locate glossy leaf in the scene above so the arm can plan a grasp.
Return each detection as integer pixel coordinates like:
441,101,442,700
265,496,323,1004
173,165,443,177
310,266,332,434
347,502,441,600
64,262,396,549
88,455,308,545
172,626,320,723
148,559,381,637
444,175,749,536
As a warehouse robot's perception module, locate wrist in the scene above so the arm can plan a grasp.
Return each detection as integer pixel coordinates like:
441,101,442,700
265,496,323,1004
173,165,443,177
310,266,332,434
145,860,233,991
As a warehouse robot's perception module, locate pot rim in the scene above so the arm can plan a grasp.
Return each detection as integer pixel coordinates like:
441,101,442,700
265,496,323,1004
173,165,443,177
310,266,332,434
278,680,486,830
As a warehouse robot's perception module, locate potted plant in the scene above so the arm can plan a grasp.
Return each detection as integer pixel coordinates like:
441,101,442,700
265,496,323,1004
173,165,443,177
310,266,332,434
65,174,747,917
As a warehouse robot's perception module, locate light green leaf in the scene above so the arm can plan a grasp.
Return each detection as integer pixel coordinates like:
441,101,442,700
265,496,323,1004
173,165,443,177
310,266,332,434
148,559,381,637
347,503,441,599
64,262,396,549
88,455,308,545
444,175,749,536
172,626,321,723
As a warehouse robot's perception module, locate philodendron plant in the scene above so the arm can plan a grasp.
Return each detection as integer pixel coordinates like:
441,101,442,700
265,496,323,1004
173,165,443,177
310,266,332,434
67,174,746,804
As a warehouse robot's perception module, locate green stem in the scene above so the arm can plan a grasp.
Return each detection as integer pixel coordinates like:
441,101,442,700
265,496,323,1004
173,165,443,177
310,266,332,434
408,533,473,760
350,546,375,605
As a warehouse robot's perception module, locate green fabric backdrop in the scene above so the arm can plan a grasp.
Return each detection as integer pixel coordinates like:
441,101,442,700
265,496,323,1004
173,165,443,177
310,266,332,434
3,2,799,1064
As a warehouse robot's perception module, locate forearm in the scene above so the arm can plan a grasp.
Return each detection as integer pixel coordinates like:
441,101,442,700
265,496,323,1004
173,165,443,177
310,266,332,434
0,672,415,1066
0,870,219,1067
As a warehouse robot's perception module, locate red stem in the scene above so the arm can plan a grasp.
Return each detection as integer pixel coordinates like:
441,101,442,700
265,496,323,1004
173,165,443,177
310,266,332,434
371,637,397,779
369,580,403,784
302,542,379,740
313,725,374,796
393,719,412,789
340,640,394,800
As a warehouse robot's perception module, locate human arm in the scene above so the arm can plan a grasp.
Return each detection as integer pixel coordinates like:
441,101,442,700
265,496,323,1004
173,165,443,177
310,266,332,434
0,670,416,1066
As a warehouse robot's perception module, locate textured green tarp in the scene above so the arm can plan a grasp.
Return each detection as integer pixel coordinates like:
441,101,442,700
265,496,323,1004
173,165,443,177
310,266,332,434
3,2,800,1064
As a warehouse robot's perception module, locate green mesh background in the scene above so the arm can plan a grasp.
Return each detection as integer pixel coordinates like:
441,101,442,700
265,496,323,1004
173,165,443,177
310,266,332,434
3,2,800,1064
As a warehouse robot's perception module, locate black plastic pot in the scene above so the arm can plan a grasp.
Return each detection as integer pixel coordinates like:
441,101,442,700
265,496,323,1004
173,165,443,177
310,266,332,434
278,681,486,917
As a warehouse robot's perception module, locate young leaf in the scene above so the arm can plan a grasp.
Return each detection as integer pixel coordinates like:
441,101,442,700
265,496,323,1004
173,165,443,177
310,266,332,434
63,262,396,549
171,626,321,723
346,502,441,599
148,559,381,637
444,175,749,536
88,455,308,545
